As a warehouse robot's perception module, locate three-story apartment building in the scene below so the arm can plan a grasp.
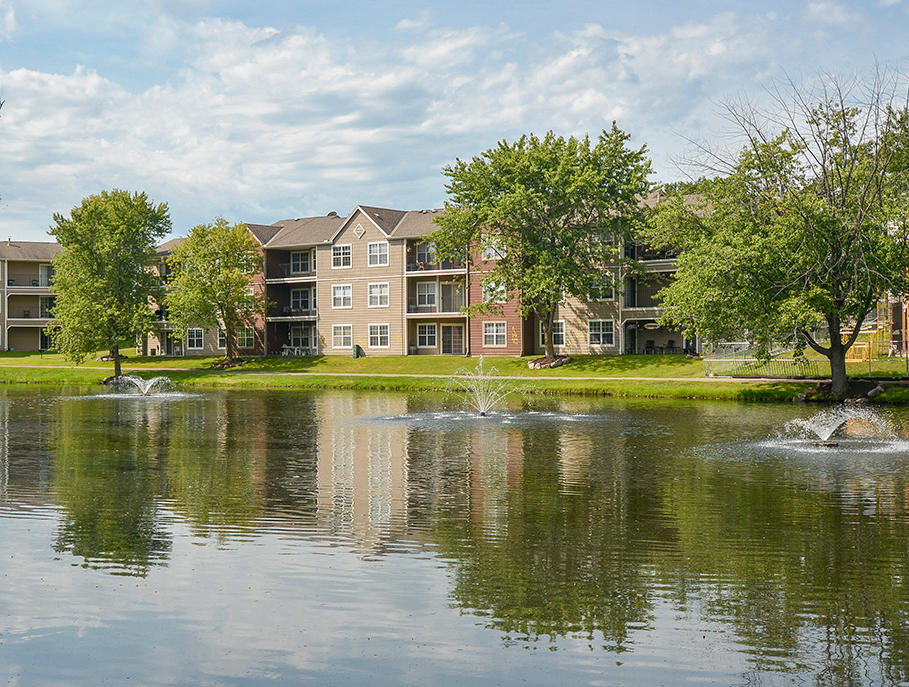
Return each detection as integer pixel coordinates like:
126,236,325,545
0,240,60,352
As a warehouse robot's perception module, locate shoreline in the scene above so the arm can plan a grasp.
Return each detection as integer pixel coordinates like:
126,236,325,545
3,362,908,403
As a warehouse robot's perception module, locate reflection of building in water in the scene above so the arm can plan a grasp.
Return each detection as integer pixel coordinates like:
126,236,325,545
468,426,523,534
315,393,408,549
0,400,7,501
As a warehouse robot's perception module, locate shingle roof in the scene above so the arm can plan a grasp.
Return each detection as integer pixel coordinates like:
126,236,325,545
245,223,283,245
358,206,408,235
389,208,445,238
266,215,347,248
0,241,61,261
155,237,185,256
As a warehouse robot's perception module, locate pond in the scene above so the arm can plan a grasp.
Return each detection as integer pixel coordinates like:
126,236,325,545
0,386,907,685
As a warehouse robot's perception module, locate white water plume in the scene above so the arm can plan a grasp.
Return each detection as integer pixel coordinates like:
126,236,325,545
106,375,174,396
449,357,512,416
782,405,895,442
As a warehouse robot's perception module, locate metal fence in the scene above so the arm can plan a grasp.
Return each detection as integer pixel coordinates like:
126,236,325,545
703,357,826,378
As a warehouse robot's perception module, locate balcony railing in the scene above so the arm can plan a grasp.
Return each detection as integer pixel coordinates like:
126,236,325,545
6,277,53,288
407,298,465,314
269,306,318,318
9,309,53,319
625,244,679,261
406,259,465,272
270,263,316,279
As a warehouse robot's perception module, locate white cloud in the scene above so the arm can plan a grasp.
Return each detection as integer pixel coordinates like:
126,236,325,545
0,0,16,39
804,1,863,27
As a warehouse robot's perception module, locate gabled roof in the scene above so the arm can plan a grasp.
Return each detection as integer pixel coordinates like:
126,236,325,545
389,208,445,239
156,238,184,256
0,240,61,261
266,214,346,248
244,222,283,246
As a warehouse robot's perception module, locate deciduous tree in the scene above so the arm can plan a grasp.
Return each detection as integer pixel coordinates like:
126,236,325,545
164,218,265,363
650,72,909,397
48,190,171,377
430,126,652,358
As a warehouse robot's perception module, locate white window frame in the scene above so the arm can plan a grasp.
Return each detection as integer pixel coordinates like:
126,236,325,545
481,236,506,261
187,328,204,350
332,244,352,269
416,281,437,307
217,329,226,349
368,323,390,349
368,282,390,308
291,287,311,312
416,242,436,264
417,323,437,348
539,321,565,347
238,326,255,349
332,284,352,309
367,241,389,267
291,325,312,350
482,279,506,304
588,319,615,346
590,276,615,301
483,321,507,348
290,251,311,274
332,324,352,349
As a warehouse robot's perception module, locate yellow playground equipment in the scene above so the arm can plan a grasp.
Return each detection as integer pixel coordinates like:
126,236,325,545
844,300,893,362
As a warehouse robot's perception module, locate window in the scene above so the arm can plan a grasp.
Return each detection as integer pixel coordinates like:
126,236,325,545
368,282,389,307
368,323,390,348
238,327,255,349
417,323,437,348
39,296,55,318
539,321,565,347
368,242,389,267
291,325,312,350
187,328,204,350
217,329,226,349
590,276,614,301
332,325,352,348
290,251,311,274
482,279,506,303
291,288,311,312
416,281,437,307
483,321,507,347
416,241,436,264
332,284,352,309
332,244,351,268
588,320,615,346
481,236,506,260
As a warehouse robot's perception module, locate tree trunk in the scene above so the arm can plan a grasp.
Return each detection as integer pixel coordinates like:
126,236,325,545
541,308,555,358
827,341,849,398
111,343,121,378
225,325,235,362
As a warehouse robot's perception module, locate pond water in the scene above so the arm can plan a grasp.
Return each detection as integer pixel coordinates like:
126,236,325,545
1,386,908,686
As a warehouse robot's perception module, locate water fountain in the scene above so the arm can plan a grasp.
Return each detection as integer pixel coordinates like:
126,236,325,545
449,357,512,416
783,405,895,447
105,375,175,396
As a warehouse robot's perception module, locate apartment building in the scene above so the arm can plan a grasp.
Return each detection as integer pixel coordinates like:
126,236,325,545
0,241,60,352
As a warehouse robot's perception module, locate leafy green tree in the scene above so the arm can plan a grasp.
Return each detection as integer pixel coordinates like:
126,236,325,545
48,190,171,377
649,75,909,396
164,218,265,362
430,126,653,357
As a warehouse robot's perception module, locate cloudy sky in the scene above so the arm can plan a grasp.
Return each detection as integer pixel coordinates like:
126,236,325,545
1,0,907,241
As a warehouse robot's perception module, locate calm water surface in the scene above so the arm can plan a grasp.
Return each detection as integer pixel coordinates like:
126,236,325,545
1,386,907,686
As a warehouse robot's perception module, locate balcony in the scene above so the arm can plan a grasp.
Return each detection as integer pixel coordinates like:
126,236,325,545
7,308,53,327
6,277,53,294
266,263,317,282
267,305,318,321
405,259,466,273
406,298,466,316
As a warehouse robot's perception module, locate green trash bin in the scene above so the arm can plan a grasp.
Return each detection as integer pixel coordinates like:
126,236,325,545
352,344,361,359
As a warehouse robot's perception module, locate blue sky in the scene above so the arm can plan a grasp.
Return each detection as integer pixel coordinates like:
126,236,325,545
1,0,907,241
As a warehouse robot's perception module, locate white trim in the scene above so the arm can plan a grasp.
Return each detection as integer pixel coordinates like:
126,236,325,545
416,322,437,348
367,241,389,267
539,320,565,347
587,319,615,346
416,280,437,306
328,206,391,242
367,322,390,349
332,324,353,349
217,328,226,350
367,281,390,308
331,244,352,269
482,321,507,348
186,327,204,350
331,283,352,309
238,326,255,349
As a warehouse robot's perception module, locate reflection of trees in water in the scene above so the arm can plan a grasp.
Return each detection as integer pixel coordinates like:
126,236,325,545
424,410,909,682
660,458,909,683
51,400,171,576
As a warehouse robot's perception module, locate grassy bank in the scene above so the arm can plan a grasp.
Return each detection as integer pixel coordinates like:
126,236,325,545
5,350,909,403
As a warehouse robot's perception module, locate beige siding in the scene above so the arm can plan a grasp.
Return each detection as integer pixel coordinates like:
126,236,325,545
7,328,39,351
317,210,407,356
533,297,622,356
